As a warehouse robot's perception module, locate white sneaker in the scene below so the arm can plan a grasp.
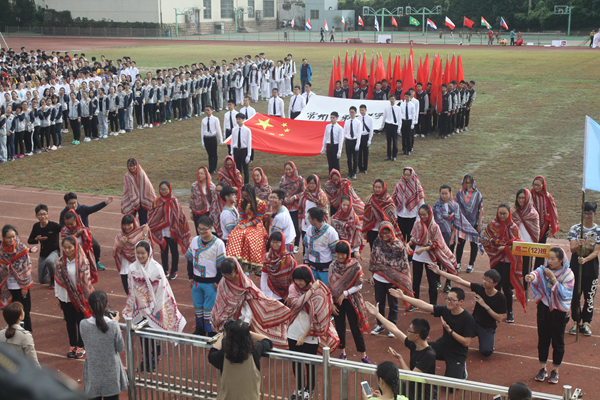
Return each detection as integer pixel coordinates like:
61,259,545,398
420,134,425,137
370,325,385,335
25,152,33,156
293,246,299,254
414,134,418,137
114,132,119,136
119,129,125,134
387,331,396,338
83,137,90,142
143,124,148,128
464,127,469,131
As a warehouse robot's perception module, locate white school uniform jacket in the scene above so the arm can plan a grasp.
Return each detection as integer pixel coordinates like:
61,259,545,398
223,109,238,131
287,94,306,118
303,223,339,264
248,70,261,86
267,97,284,117
239,106,256,120
358,114,374,145
229,125,253,163
235,76,245,90
343,118,362,151
321,123,345,158
201,114,223,144
270,206,296,245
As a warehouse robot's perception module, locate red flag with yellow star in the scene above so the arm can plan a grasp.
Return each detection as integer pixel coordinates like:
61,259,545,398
224,114,344,156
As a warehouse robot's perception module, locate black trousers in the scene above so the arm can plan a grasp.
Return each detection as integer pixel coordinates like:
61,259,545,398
89,395,119,400
90,116,99,138
571,269,598,325
290,210,300,246
456,238,478,266
203,135,219,174
397,216,416,262
121,274,129,295
39,126,49,148
133,208,148,225
233,148,249,184
145,103,155,124
160,237,179,273
438,113,448,137
535,227,550,268
24,131,33,153
288,339,319,392
384,123,398,158
33,126,41,150
82,118,91,138
537,302,567,366
290,111,300,119
333,299,366,352
418,113,429,135
91,236,101,263
493,262,513,314
374,280,399,325
430,340,466,379
60,300,85,348
108,112,118,132
15,131,25,155
326,143,339,173
158,103,166,123
367,230,379,249
70,119,81,141
135,103,143,125
9,289,32,332
345,139,358,176
412,260,439,305
358,134,369,172
400,120,412,153
224,129,232,153
464,108,471,127
173,99,181,119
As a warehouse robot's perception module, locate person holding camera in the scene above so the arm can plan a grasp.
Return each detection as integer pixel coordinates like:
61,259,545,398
80,290,128,400
208,319,273,400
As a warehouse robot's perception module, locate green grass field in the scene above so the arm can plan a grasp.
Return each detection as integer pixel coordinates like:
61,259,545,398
2,44,600,235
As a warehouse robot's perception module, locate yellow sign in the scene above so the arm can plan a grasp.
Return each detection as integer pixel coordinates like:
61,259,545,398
511,242,551,258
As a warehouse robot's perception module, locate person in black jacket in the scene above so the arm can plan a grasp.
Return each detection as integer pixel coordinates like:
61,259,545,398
28,204,61,288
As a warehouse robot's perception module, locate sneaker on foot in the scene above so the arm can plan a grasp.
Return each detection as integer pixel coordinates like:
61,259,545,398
548,370,559,384
96,262,106,271
51,145,57,150
582,322,592,336
338,353,347,360
291,389,303,400
443,282,452,293
456,263,461,272
74,347,86,359
569,324,579,335
293,246,299,254
370,325,385,335
466,265,474,273
169,272,177,280
506,312,514,323
361,355,375,364
436,281,442,290
387,331,396,338
67,346,77,358
407,305,417,312
535,368,548,382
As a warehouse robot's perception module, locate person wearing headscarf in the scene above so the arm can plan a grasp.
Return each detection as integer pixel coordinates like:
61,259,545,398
148,180,192,280
113,214,150,294
226,184,268,276
392,167,425,248
511,188,540,296
409,204,457,306
123,240,186,371
324,169,365,218
252,167,273,213
531,176,560,269
368,221,412,336
298,174,329,258
455,174,484,273
55,235,95,359
287,265,340,399
211,257,291,347
362,179,402,248
482,204,525,324
121,158,156,225
210,181,229,239
190,166,216,234
279,161,305,252
0,225,33,332
61,210,98,284
218,156,243,198
525,247,574,385
331,194,363,259
261,231,297,301
328,241,372,364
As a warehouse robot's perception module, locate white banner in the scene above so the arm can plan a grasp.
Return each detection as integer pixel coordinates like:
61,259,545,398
296,94,387,130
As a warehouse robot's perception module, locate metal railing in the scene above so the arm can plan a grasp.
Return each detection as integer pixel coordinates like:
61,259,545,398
122,318,578,400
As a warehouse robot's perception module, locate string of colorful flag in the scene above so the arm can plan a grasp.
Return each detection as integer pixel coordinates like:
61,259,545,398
327,48,467,113
304,15,509,31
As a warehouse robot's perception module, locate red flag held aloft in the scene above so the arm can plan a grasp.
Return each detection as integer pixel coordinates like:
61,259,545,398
457,54,465,84
423,53,430,84
328,57,336,97
464,16,474,29
344,51,352,89
386,52,393,83
376,53,385,84
449,54,456,84
336,54,342,87
392,17,398,27
416,56,423,87
359,52,368,85
443,54,450,85
367,52,375,99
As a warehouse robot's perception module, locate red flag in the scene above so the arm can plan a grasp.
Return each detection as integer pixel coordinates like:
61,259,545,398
423,53,430,84
392,54,400,87
336,54,342,87
386,52,392,83
449,54,456,84
328,57,336,97
367,52,375,100
457,54,465,84
358,16,364,27
376,52,385,83
226,114,345,156
416,56,423,86
352,50,358,80
344,51,352,89
409,46,414,67
391,17,398,27
359,52,368,85
432,55,443,112
463,16,474,29
402,53,415,97
443,54,450,85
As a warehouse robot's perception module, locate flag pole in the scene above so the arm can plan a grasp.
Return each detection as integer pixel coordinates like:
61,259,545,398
576,188,585,342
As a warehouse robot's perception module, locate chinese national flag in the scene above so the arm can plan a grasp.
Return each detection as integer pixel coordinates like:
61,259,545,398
225,114,343,156
464,16,474,29
391,17,398,27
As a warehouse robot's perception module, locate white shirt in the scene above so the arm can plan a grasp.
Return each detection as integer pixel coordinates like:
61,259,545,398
397,197,424,218
301,199,317,232
267,97,285,117
303,224,339,264
270,206,296,245
321,123,345,158
358,114,374,145
119,254,133,276
260,274,282,301
383,104,401,127
287,94,306,117
223,109,238,131
343,118,362,150
55,258,77,303
220,206,239,240
185,236,226,279
399,100,417,124
413,245,433,263
302,91,315,104
201,115,223,144
410,98,420,117
288,310,318,344
239,106,256,120
230,125,253,163
518,222,533,242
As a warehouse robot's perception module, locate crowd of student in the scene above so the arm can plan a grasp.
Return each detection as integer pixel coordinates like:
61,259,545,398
1,152,596,399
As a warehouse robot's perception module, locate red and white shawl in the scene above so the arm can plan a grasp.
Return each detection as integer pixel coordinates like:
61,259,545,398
55,241,94,318
530,176,559,238
211,257,291,347
324,169,365,218
113,218,150,273
122,160,156,214
287,265,340,353
392,167,425,212
252,167,273,213
278,161,304,213
298,175,329,223
190,167,215,216
262,232,297,299
217,156,244,197
0,238,33,307
148,182,191,254
60,211,98,284
362,179,401,237
511,188,540,243
482,208,526,310
410,204,457,275
331,197,363,251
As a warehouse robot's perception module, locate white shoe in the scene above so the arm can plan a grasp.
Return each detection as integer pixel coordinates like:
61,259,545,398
149,125,153,129
293,246,299,254
387,331,396,338
83,137,90,142
370,325,385,335
143,124,148,128
114,132,119,136
464,127,469,131
420,134,425,137
25,152,33,156
414,134,418,137
119,129,125,134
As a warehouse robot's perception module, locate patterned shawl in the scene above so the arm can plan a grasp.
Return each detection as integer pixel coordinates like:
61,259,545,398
252,167,273,213
328,246,370,335
530,252,574,312
363,180,401,237
324,169,365,218
411,204,458,275
530,176,559,238
0,238,33,307
278,161,304,213
432,195,482,248
482,208,526,309
55,241,94,317
331,197,363,251
392,167,425,212
61,211,98,284
211,257,291,347
511,189,540,243
210,188,226,238
148,182,191,254
299,175,329,223
122,241,186,332
122,159,156,214
455,175,484,229
113,218,149,273
190,167,216,216
369,222,413,298
287,265,340,353
262,232,297,299
217,156,244,197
